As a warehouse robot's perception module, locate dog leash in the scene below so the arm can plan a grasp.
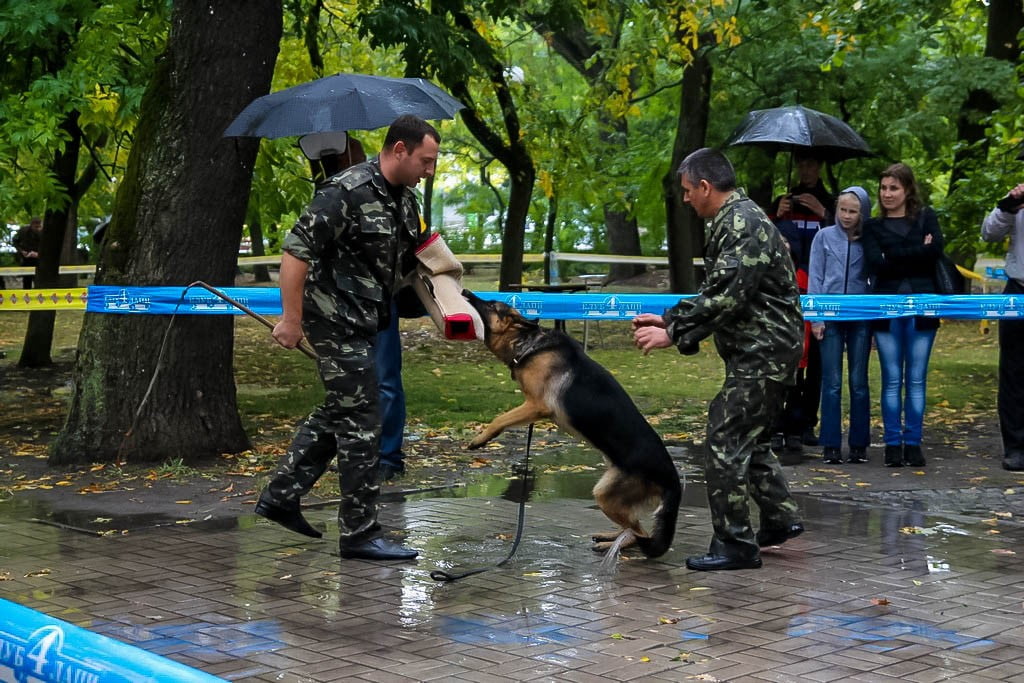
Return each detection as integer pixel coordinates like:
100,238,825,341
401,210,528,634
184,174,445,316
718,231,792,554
430,422,534,583
120,281,316,459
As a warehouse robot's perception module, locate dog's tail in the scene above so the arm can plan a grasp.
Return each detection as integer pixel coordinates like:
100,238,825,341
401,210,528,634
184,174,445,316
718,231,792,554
635,477,682,559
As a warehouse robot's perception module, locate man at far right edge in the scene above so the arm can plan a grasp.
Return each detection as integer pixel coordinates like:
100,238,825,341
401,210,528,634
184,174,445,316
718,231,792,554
981,181,1024,471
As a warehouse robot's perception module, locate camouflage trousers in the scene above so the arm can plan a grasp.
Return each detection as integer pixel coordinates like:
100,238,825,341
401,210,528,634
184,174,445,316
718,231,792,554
263,315,382,544
704,375,801,557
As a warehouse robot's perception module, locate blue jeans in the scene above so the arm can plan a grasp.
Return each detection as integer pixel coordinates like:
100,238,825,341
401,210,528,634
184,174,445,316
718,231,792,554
375,301,406,466
873,317,937,446
818,321,871,450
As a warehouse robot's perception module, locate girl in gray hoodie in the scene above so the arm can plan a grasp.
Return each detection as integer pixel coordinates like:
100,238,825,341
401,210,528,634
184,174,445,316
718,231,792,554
808,186,873,464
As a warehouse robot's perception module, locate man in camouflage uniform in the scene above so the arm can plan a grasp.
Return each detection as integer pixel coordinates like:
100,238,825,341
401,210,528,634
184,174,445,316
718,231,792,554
633,147,805,571
256,115,439,561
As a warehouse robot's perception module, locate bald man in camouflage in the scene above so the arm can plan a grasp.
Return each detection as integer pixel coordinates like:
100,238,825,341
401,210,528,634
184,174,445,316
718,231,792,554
633,147,805,571
257,115,439,561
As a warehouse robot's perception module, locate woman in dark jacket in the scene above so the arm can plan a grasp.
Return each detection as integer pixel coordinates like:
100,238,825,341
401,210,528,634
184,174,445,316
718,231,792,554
862,163,944,468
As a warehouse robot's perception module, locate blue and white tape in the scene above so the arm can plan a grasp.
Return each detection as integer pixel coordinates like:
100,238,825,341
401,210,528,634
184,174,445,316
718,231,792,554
0,598,222,682
82,287,1024,321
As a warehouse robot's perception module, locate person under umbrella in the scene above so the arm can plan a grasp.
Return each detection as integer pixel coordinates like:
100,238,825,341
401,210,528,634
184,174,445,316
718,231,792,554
768,151,836,456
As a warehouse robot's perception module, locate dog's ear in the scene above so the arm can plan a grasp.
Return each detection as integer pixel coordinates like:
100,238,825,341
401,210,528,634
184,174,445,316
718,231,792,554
513,317,540,332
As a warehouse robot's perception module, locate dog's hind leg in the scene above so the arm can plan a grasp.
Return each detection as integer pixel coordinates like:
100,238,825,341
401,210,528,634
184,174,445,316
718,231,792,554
591,469,646,553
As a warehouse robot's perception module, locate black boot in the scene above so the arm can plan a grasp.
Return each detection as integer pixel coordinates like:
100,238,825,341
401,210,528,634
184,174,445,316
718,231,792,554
883,445,904,468
904,444,926,467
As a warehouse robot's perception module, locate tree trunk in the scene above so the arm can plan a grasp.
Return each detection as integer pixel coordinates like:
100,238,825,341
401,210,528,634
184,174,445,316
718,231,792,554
604,207,642,283
51,0,282,465
19,111,83,368
500,165,536,289
664,39,713,294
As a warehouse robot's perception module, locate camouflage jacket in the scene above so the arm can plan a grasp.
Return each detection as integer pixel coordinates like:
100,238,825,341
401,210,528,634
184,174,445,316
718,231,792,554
282,159,426,336
663,190,803,383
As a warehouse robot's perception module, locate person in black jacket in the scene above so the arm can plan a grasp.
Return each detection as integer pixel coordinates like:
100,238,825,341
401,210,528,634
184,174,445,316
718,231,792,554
769,153,836,453
861,163,944,468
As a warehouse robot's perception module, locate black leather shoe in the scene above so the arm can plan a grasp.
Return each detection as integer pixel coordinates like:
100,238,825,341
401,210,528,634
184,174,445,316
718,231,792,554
883,445,904,467
379,462,406,482
756,522,805,547
339,537,418,561
1003,451,1024,471
847,448,869,463
822,447,843,464
255,498,322,539
904,444,926,467
686,553,762,571
784,434,803,453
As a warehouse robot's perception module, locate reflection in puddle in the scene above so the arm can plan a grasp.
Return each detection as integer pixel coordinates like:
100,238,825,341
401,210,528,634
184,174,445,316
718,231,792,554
788,611,994,651
404,440,699,506
435,614,579,646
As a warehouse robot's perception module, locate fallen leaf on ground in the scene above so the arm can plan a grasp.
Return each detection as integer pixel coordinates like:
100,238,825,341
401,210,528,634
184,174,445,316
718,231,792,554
659,617,680,625
24,569,52,578
871,598,890,606
991,549,1016,556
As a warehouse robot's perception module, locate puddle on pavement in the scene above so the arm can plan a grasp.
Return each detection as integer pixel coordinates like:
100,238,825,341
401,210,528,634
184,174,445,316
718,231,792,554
0,496,239,535
403,441,703,504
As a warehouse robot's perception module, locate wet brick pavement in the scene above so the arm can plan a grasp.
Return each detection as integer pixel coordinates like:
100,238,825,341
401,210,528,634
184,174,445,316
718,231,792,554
3,480,1024,682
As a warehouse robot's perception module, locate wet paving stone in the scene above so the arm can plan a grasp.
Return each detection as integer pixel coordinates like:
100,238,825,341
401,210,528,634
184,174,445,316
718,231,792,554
3,489,1024,681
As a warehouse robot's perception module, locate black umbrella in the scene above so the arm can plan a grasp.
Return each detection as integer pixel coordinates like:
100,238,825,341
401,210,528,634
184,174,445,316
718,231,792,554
224,73,465,139
725,105,871,163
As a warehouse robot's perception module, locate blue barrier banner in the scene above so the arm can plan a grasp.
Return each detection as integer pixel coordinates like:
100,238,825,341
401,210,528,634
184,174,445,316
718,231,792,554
81,286,1024,321
87,286,284,316
0,597,223,682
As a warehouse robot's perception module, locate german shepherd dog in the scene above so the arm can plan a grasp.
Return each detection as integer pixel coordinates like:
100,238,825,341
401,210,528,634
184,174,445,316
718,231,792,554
463,291,681,558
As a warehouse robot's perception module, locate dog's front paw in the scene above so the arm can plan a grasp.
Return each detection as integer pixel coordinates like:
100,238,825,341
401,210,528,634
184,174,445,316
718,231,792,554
467,435,489,450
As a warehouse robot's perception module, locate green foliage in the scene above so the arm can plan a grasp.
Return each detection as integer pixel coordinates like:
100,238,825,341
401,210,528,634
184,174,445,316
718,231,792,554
0,0,167,224
0,0,1020,268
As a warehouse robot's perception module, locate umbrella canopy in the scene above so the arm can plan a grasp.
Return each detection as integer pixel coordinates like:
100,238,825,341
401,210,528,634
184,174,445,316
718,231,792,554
224,73,465,139
725,105,871,163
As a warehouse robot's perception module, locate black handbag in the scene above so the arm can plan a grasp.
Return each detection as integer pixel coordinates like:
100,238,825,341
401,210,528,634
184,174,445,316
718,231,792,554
934,253,963,295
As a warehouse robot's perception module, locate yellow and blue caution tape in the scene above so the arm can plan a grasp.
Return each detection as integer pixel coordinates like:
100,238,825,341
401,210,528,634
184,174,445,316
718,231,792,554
1,286,1023,321
0,289,89,311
